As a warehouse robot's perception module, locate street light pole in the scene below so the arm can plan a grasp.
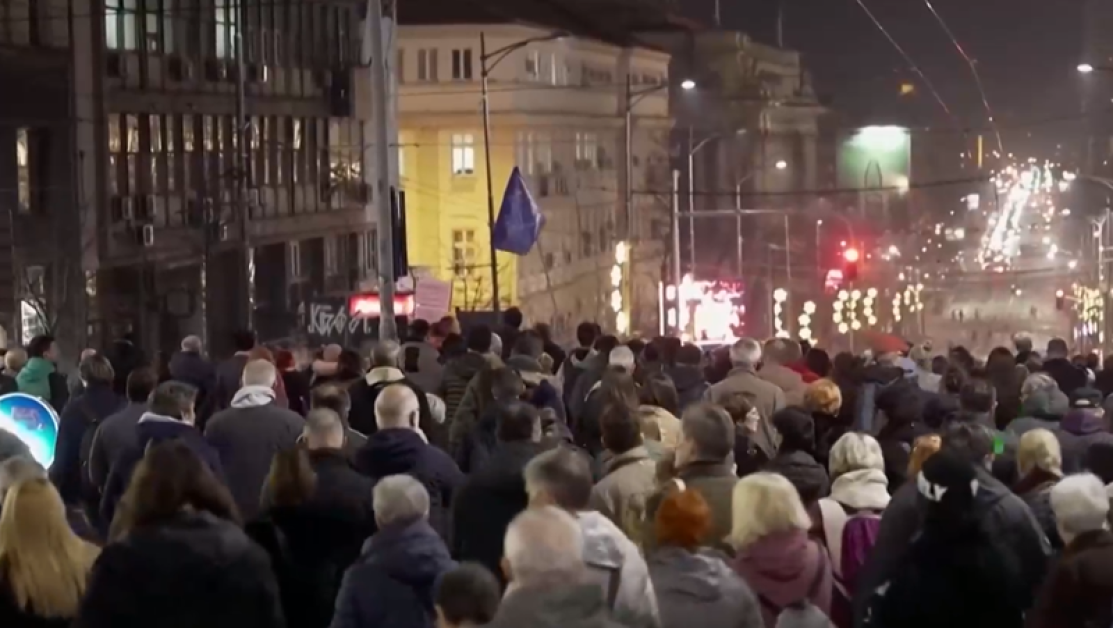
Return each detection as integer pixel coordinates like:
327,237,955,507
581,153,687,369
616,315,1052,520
687,127,696,276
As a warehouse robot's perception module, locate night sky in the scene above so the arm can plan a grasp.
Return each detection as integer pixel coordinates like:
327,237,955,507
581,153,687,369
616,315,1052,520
683,0,1086,160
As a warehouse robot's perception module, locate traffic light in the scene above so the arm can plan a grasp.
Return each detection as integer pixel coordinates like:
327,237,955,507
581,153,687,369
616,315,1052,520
1055,289,1065,311
843,248,860,282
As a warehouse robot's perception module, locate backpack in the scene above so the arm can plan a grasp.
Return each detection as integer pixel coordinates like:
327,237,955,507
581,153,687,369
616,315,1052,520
757,547,835,628
818,499,882,626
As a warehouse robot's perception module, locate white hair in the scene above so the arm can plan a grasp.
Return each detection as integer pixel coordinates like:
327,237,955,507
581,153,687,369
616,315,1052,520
373,474,430,526
608,346,635,371
1017,428,1063,478
728,472,811,549
375,384,420,430
242,359,277,388
371,341,401,368
181,335,203,353
303,408,345,449
504,506,584,584
828,432,886,478
729,338,762,367
1050,473,1109,541
427,394,446,425
490,333,503,357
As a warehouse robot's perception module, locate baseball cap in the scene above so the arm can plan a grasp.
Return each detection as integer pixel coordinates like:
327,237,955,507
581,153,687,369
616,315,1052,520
1070,387,1103,409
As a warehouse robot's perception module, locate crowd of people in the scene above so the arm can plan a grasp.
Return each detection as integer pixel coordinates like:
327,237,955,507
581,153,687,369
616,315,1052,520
2,311,1113,627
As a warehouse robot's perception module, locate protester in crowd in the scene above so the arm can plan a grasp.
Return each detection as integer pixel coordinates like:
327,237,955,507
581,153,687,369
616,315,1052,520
909,344,941,393
757,338,807,407
706,337,784,433
204,359,304,521
309,385,367,461
805,348,833,380
0,478,99,628
534,322,566,375
504,330,564,419
853,341,916,434
87,366,159,496
957,376,1019,485
100,381,225,530
400,319,444,395
1015,428,1065,549
433,563,502,628
907,434,942,479
1013,332,1034,366
349,341,435,443
523,447,658,627
329,475,454,628
873,379,924,490
644,404,738,552
765,408,829,507
558,322,601,405
485,506,630,628
568,335,620,422
0,457,97,542
577,347,638,449
854,422,1051,626
648,487,764,628
451,401,545,583
496,307,524,361
829,352,861,429
207,329,256,416
0,435,31,482
719,393,772,478
355,385,463,541
441,325,498,430
456,366,522,472
50,353,124,514
1027,473,1113,628
638,372,682,450
103,333,145,398
307,344,343,387
590,404,657,543
805,378,846,470
274,349,310,416
429,316,458,352
2,348,25,379
83,441,283,628
667,343,709,411
1060,387,1113,474
1010,372,1070,436
862,449,1029,628
169,335,214,412
18,335,67,412
68,348,98,398
1042,338,1088,396
728,472,833,628
986,346,1024,430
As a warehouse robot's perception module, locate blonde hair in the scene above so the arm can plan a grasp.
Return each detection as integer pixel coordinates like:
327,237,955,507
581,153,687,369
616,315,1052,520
907,435,942,478
1017,428,1063,478
0,479,98,618
804,379,842,415
829,432,885,477
728,472,810,549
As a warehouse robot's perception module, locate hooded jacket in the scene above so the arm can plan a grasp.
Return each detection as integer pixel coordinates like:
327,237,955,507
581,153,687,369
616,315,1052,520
648,547,763,628
559,348,595,407
401,340,443,397
16,357,67,412
438,351,488,421
1007,387,1070,436
349,366,437,446
766,408,830,505
731,530,833,628
575,510,659,628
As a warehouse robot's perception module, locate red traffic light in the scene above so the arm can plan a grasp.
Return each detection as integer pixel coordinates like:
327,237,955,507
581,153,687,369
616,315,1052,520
843,248,860,263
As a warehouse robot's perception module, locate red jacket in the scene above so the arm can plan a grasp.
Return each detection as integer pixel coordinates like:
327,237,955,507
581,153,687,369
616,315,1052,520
788,361,820,383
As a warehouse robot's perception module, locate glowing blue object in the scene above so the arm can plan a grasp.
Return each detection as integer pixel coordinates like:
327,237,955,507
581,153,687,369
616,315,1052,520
0,393,59,468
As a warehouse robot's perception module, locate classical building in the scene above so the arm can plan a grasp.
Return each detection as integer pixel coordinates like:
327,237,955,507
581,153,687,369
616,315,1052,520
0,0,383,355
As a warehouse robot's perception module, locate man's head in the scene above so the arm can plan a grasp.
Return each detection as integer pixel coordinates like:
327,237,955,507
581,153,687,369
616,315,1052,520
1047,337,1069,359
373,474,430,529
180,335,203,354
303,408,346,450
434,563,501,628
374,384,421,431
26,335,56,362
941,421,995,469
79,353,115,387
677,403,734,468
608,346,636,373
148,381,199,424
502,506,584,586
512,330,544,359
958,376,996,415
576,322,599,349
231,329,256,353
4,348,26,373
600,404,643,455
126,366,159,403
409,319,431,341
535,323,554,344
490,368,525,403
322,344,343,363
676,343,703,367
523,447,594,510
763,338,800,366
503,306,524,330
311,384,352,425
1013,332,1033,354
729,338,762,368
466,325,493,355
496,401,541,444
242,359,278,389
371,341,401,369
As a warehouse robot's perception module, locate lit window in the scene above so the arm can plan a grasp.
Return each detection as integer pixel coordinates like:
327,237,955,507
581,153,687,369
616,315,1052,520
452,229,477,276
451,49,473,80
451,133,475,176
16,128,29,214
516,132,534,175
215,0,236,59
417,48,438,82
105,0,139,50
359,229,378,274
575,132,598,168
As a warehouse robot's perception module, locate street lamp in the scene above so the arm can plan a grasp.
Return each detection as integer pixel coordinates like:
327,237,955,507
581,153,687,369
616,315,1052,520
775,159,788,170
479,30,565,313
680,78,696,91
1079,63,1095,74
732,161,790,277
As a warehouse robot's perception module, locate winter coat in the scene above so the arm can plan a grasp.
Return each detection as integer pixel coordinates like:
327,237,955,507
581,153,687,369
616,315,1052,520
1027,529,1113,628
568,353,609,427
100,414,226,532
0,572,80,628
437,352,489,426
559,348,594,407
764,449,830,506
282,369,311,416
853,466,1051,627
354,428,464,541
87,402,146,494
734,426,772,479
452,440,545,582
875,419,920,491
506,355,567,415
49,383,125,508
16,357,68,413
169,350,215,413
349,367,438,446
207,354,250,419
1059,409,1113,474
575,510,659,628
644,460,737,553
648,547,764,628
590,446,657,541
1014,469,1062,550
666,365,709,411
401,340,443,397
731,530,833,628
331,520,455,628
757,363,807,408
104,339,145,398
483,582,630,628
77,511,284,628
813,411,851,471
205,389,305,521
705,366,784,454
638,405,682,450
1042,357,1088,397
455,403,500,474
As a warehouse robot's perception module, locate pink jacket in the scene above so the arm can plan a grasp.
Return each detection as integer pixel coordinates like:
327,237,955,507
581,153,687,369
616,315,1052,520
731,529,833,628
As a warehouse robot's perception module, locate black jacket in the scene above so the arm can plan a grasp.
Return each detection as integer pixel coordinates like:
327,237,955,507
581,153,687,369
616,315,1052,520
1042,357,1088,397
49,383,124,508
204,354,249,425
665,364,709,411
303,448,377,524
355,429,464,540
281,370,311,417
77,511,284,628
452,441,546,581
348,368,436,445
104,340,146,398
437,352,489,426
0,574,75,628
87,402,146,495
1028,529,1113,628
169,351,215,413
764,449,830,505
456,404,500,474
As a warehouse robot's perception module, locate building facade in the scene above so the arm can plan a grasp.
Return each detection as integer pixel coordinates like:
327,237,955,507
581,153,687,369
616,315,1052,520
397,24,672,338
0,0,383,356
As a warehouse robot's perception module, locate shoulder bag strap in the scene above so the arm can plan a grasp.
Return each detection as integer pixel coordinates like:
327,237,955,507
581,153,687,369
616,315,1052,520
817,498,848,579
806,543,829,600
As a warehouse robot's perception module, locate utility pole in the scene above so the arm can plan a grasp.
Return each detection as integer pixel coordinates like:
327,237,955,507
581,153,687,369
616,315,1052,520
367,0,397,341
234,0,252,332
479,33,502,314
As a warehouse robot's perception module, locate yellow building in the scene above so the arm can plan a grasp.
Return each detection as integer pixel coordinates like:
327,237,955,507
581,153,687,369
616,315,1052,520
398,24,672,338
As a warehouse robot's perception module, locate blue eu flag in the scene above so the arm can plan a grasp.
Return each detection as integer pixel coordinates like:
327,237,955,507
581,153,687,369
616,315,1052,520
492,167,545,255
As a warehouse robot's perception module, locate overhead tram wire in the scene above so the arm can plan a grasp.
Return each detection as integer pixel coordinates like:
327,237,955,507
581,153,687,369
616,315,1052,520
920,0,1006,155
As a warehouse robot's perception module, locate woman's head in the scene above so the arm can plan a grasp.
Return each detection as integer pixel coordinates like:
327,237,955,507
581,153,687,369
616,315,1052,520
336,349,364,380
264,448,317,509
728,472,810,549
655,483,711,551
828,432,885,478
1017,428,1063,479
598,370,640,410
805,349,832,378
639,373,680,416
941,365,969,395
1050,473,1110,545
804,379,842,415
110,441,239,541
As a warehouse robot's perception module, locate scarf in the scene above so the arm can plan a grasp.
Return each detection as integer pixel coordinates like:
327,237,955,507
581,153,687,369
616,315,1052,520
231,385,276,409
